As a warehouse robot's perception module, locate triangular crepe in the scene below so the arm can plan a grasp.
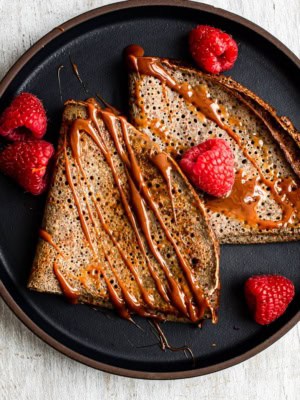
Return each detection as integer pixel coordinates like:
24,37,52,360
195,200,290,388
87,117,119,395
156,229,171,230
28,99,219,323
126,46,300,244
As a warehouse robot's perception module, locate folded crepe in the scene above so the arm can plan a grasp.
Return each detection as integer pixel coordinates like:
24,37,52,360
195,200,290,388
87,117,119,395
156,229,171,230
28,99,219,323
126,45,300,244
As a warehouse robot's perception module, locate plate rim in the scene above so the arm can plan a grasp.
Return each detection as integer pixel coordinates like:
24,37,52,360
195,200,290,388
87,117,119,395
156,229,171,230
0,0,299,379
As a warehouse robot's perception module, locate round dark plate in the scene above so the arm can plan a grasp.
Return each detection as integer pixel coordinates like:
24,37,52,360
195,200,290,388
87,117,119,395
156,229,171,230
0,0,299,379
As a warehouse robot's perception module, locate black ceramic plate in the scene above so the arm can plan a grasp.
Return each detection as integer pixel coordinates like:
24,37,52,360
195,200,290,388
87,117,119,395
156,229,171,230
0,0,299,379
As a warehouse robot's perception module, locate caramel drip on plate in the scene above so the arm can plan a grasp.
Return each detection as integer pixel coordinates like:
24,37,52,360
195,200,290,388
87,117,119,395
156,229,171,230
96,93,121,116
126,47,300,229
53,262,79,304
57,65,64,105
69,56,89,94
150,319,195,364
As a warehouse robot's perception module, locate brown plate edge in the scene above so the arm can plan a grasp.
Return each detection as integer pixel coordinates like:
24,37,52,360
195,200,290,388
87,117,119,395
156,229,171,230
0,0,299,380
1,280,299,379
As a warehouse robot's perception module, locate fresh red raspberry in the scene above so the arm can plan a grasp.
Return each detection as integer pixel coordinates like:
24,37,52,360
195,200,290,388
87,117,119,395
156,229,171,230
189,25,238,74
0,140,54,195
244,275,295,325
0,92,47,141
179,139,235,197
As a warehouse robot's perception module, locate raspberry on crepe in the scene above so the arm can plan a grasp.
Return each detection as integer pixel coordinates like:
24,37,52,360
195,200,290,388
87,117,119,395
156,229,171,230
179,139,235,198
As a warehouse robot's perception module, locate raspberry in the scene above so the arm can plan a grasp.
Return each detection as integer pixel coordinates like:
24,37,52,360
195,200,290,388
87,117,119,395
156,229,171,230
0,92,47,141
0,140,54,195
189,25,238,74
179,139,235,197
244,275,295,325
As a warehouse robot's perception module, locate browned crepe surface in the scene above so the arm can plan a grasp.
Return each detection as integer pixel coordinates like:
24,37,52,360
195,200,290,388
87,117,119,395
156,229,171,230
28,100,219,323
127,52,300,244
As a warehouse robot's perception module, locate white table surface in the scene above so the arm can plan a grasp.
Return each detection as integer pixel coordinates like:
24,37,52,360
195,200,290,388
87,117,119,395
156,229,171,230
0,1,299,399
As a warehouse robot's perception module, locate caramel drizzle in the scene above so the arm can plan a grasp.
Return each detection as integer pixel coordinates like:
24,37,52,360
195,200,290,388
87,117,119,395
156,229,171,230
72,104,172,311
66,134,149,316
127,175,188,318
98,112,200,320
73,159,159,316
64,145,96,253
59,100,211,321
127,50,300,229
40,229,81,303
117,113,207,321
133,80,149,129
150,152,177,224
133,80,181,156
79,241,136,320
41,161,162,315
207,170,263,226
103,246,158,319
100,112,196,317
39,229,64,257
96,262,132,320
68,115,161,314
279,177,300,222
80,263,132,320
53,262,79,304
68,102,191,318
208,170,300,228
91,193,159,316
149,119,169,142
